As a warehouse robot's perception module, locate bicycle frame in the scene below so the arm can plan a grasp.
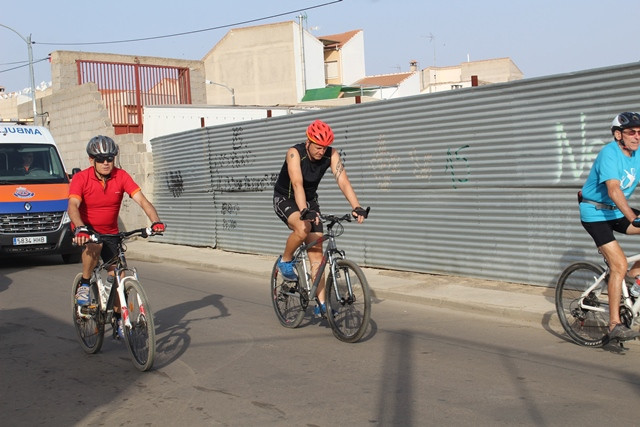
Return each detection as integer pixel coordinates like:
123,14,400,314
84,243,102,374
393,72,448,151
73,226,157,370
77,230,146,332
292,221,349,307
95,250,140,333
579,252,640,318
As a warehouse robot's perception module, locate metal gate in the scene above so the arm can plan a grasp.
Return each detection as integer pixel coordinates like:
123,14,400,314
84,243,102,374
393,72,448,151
77,60,192,134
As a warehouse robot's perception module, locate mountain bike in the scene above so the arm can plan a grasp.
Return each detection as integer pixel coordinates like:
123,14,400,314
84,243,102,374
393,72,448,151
71,227,158,371
555,251,640,348
270,210,372,343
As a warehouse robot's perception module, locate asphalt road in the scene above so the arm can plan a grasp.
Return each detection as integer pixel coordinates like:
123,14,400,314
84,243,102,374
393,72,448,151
3,255,640,426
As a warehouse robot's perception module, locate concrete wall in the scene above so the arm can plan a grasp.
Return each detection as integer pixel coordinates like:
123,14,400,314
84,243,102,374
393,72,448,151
142,105,320,152
203,21,324,106
50,50,206,102
460,58,524,82
421,58,524,93
297,25,326,96
341,31,366,85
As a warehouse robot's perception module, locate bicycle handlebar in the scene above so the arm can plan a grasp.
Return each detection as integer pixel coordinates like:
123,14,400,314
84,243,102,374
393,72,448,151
320,207,370,225
92,227,162,242
77,227,162,245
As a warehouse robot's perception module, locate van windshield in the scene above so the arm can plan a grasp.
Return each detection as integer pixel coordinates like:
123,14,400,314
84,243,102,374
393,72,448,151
0,144,69,184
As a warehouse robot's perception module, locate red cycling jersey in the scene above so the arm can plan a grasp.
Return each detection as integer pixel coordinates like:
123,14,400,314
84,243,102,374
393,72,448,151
69,166,141,234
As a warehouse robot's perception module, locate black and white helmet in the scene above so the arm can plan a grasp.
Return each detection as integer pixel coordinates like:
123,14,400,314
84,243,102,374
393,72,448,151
86,135,118,157
611,112,640,135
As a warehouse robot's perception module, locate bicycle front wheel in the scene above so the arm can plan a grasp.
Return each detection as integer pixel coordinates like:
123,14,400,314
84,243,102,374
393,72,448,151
555,262,609,347
71,273,104,354
122,278,156,371
326,259,371,343
270,260,305,328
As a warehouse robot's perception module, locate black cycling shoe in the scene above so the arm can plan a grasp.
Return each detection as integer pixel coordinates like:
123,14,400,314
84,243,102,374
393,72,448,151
608,324,640,341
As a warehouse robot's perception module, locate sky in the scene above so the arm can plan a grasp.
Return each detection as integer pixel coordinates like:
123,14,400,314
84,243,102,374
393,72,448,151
1,0,636,93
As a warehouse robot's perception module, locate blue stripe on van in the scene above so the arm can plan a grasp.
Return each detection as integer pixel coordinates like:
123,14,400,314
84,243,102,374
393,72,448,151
2,199,68,213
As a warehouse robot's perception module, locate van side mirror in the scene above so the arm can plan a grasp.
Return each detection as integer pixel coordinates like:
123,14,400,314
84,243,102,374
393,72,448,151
69,167,81,179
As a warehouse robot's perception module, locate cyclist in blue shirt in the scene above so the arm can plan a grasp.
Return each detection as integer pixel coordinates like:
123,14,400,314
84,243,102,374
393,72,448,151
580,112,640,340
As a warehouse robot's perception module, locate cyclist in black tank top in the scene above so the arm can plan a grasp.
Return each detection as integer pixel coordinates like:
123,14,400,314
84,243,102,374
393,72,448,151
274,143,333,200
273,120,368,317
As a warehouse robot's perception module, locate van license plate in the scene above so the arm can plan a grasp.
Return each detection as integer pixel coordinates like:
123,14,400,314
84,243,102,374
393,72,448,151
13,236,47,245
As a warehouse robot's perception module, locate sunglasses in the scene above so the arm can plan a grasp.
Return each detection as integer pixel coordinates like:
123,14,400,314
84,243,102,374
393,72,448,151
93,155,115,163
623,129,640,137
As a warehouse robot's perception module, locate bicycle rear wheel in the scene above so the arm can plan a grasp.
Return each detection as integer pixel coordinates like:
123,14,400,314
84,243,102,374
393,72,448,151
122,278,156,371
555,262,609,347
71,273,105,354
326,259,371,343
270,260,305,328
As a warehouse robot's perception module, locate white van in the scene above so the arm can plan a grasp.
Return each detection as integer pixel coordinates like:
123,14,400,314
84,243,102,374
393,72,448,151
0,124,80,262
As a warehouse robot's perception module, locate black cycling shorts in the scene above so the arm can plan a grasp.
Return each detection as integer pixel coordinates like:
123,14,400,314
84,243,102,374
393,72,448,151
273,194,323,233
99,236,120,265
582,208,640,247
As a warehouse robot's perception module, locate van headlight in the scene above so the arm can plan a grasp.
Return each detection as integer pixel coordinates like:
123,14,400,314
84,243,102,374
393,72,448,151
62,211,71,224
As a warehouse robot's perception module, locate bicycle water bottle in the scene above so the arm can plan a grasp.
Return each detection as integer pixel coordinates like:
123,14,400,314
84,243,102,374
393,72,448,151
631,276,640,298
101,275,115,301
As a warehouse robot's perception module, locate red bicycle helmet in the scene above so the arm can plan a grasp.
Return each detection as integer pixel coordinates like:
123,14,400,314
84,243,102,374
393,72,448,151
306,120,334,146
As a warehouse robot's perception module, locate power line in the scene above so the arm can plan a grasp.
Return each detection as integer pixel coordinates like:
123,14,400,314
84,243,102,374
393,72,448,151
34,1,342,46
0,57,49,74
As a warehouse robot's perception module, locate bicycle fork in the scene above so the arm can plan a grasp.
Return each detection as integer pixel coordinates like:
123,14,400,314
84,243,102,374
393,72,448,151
328,250,355,304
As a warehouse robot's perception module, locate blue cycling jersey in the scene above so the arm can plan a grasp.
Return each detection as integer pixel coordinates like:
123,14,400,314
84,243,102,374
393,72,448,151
580,140,640,222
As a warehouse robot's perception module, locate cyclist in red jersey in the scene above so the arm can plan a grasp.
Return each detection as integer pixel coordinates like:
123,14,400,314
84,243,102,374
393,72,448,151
68,136,165,318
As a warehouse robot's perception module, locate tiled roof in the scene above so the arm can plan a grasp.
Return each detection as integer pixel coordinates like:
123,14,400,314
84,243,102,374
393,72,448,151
318,29,361,48
354,72,415,87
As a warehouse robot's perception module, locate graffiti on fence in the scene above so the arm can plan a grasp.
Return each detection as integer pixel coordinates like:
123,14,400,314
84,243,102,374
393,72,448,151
211,126,255,170
221,202,239,230
215,173,279,193
370,135,398,191
165,170,184,197
445,145,470,189
554,113,604,183
411,148,433,180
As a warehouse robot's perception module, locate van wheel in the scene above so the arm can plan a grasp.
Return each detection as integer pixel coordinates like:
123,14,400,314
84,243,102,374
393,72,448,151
62,253,81,264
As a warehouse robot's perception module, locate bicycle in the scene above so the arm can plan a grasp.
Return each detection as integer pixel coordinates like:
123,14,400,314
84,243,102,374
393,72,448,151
71,227,158,371
270,210,372,343
555,251,640,348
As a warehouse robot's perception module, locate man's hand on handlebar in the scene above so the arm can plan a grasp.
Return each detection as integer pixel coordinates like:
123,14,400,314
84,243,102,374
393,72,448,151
352,206,370,224
300,208,319,223
72,225,94,246
151,221,166,235
633,217,640,228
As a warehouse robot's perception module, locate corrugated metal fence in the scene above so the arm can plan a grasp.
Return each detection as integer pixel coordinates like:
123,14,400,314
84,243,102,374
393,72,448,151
151,63,640,287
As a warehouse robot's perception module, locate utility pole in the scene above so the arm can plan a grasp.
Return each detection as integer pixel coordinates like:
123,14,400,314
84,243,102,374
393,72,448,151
0,23,37,122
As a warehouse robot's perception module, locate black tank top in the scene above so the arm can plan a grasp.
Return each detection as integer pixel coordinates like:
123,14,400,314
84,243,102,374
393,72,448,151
274,143,333,200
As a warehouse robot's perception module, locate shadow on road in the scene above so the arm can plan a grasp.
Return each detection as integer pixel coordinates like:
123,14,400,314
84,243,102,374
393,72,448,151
153,294,230,368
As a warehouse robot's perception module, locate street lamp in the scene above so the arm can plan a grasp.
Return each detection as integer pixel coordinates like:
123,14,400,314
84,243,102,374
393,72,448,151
0,23,37,122
205,80,236,106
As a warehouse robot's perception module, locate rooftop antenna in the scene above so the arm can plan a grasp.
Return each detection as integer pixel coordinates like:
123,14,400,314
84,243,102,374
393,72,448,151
427,33,437,67
425,33,437,92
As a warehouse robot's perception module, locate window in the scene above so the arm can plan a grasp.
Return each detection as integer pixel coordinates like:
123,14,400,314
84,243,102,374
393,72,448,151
451,84,463,90
325,61,339,79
